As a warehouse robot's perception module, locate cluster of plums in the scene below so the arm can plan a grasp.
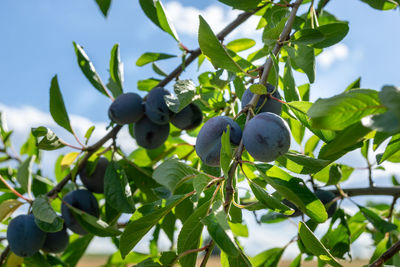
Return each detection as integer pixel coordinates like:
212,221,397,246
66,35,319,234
108,88,203,149
196,84,290,166
6,158,108,257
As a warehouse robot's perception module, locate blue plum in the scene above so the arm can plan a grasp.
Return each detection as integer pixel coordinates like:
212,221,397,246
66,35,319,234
61,189,100,235
315,189,337,218
195,116,242,166
41,225,69,253
145,87,173,125
79,157,109,194
108,92,144,124
171,103,203,131
7,214,46,257
241,84,282,115
134,116,170,149
242,112,290,162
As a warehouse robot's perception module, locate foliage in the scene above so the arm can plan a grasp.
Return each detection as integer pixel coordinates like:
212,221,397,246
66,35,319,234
1,0,400,266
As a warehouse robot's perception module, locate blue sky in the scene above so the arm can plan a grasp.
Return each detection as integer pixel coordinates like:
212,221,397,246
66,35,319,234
1,0,400,259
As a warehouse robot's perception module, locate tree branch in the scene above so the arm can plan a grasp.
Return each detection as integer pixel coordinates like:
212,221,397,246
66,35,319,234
331,187,400,197
224,0,304,214
0,246,10,266
46,125,122,198
369,240,400,267
156,8,261,88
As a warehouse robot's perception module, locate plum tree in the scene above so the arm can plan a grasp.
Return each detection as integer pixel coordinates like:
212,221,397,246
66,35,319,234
41,225,69,254
170,103,203,130
61,189,100,235
134,115,170,149
79,157,109,194
6,214,46,257
315,189,337,218
145,87,173,125
108,92,144,125
195,116,242,166
241,84,282,115
243,112,290,162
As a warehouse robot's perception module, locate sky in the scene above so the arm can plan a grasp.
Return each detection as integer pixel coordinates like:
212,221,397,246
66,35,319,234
1,0,400,260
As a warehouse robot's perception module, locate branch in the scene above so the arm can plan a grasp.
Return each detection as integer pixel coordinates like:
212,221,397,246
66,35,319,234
199,240,215,267
224,0,304,213
369,240,400,267
0,246,10,266
156,9,261,88
331,187,400,197
46,125,122,198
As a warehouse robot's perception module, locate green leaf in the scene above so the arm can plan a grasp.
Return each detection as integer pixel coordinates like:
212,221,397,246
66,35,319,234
304,135,320,155
61,234,93,266
49,76,73,133
155,1,180,41
288,101,336,142
248,182,293,215
95,0,112,16
193,174,211,198
221,250,252,267
298,222,342,267
249,84,267,95
0,199,22,222
276,151,331,174
217,0,262,10
360,0,398,10
202,213,239,256
313,164,353,185
60,152,80,170
153,158,198,192
344,77,361,91
308,89,386,131
311,22,349,48
358,205,397,233
377,134,400,163
109,44,124,94
380,86,400,113
177,200,212,267
220,126,232,178
369,235,389,263
318,122,372,160
256,165,328,223
32,195,57,224
35,216,64,233
16,156,34,194
321,210,351,258
164,80,197,113
198,16,243,73
234,77,246,100
262,16,288,47
289,254,302,267
226,38,256,52
139,0,160,28
138,78,161,91
250,247,284,267
120,194,189,258
73,42,108,97
104,162,135,213
291,28,324,45
229,222,248,237
152,63,167,77
286,45,315,84
31,127,65,150
64,202,122,237
363,110,400,134
136,52,176,66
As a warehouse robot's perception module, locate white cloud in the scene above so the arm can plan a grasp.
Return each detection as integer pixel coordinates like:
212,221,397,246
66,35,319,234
317,44,349,69
164,1,260,38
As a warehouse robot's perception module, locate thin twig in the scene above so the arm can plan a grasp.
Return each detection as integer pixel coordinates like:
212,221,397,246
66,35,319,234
156,8,262,88
387,196,398,219
0,175,32,202
369,240,400,267
172,244,210,266
199,240,215,267
0,246,10,266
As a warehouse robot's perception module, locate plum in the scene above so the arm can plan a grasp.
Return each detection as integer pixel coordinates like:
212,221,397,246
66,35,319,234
241,84,282,115
145,87,173,125
108,92,144,124
242,112,290,162
7,214,46,257
79,157,109,194
134,116,170,149
61,189,99,235
195,116,242,166
171,103,203,130
41,225,69,253
315,189,337,218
